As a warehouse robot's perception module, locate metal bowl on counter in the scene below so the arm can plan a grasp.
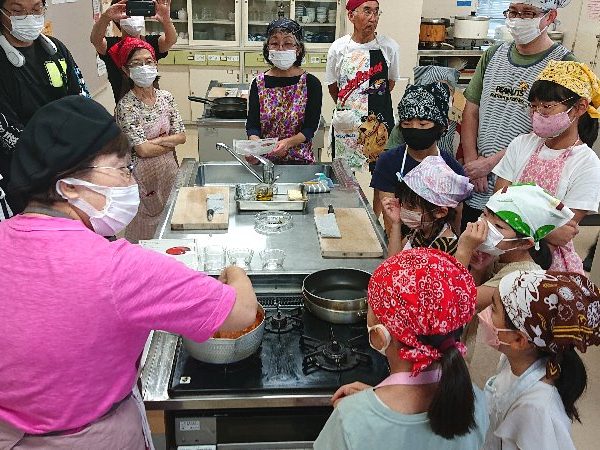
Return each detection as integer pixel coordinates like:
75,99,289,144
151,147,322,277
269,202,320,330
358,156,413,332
302,268,371,324
183,305,265,364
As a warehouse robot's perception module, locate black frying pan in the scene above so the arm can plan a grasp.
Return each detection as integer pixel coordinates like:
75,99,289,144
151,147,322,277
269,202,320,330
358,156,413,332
188,96,247,119
302,268,371,323
188,96,247,107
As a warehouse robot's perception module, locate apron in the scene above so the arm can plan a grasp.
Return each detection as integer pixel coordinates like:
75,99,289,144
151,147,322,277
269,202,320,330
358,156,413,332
256,72,314,164
125,111,179,243
517,140,584,273
332,36,394,170
0,395,147,450
483,355,547,450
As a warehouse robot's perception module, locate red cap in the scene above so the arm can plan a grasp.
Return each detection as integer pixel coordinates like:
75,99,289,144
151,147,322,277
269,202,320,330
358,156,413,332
346,0,378,11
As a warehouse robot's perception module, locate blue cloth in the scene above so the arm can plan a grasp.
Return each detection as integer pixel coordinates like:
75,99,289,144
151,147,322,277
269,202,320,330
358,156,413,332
370,144,465,193
314,386,489,450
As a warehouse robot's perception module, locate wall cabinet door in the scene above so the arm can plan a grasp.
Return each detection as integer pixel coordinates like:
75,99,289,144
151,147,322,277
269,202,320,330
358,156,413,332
189,0,240,45
158,66,192,122
572,3,600,72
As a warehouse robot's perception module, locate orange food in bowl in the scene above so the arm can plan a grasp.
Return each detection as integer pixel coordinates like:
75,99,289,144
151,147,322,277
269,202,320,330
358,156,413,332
212,306,264,339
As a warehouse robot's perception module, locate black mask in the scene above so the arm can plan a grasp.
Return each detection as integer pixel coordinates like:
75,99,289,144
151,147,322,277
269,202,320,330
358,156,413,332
401,126,440,151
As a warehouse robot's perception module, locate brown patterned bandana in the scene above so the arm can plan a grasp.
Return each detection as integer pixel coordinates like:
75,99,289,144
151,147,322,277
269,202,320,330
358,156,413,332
499,271,600,379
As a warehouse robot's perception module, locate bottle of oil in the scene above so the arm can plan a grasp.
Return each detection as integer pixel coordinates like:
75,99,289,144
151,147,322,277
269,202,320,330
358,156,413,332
255,183,274,201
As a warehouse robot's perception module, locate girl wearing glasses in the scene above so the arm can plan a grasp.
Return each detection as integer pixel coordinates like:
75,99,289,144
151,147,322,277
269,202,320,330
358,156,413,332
111,37,186,242
245,18,322,164
493,61,600,273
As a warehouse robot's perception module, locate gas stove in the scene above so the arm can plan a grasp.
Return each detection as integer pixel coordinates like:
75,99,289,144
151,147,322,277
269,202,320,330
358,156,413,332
169,295,389,398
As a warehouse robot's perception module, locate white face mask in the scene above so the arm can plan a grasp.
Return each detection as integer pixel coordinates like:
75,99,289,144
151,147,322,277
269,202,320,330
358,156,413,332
129,65,157,88
1,10,45,42
56,178,140,236
269,50,297,70
476,220,522,256
120,16,145,36
505,14,548,45
367,324,392,356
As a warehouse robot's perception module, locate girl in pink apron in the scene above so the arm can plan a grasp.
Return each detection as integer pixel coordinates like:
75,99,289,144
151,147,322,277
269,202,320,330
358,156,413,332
494,61,600,274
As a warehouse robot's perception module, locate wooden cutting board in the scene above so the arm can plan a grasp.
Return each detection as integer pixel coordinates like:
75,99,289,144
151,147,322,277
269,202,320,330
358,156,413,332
171,187,230,230
314,207,383,258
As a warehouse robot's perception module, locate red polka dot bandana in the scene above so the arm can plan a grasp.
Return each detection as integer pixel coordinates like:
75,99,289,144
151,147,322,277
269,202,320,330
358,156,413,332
368,248,477,375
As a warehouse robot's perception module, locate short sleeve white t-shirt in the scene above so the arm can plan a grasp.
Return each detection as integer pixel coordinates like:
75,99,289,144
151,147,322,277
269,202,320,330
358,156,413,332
493,133,600,213
325,34,401,85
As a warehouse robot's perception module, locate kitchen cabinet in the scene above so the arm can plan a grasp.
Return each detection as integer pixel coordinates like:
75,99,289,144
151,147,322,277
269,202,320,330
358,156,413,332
243,0,292,47
158,65,192,122
145,0,241,46
144,0,191,45
189,0,240,45
144,0,344,48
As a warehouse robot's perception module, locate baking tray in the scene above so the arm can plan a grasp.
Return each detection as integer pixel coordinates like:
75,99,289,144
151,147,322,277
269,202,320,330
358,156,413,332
236,194,308,212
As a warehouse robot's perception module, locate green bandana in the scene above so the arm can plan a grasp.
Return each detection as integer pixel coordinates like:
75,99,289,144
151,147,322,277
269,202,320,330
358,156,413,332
486,183,574,243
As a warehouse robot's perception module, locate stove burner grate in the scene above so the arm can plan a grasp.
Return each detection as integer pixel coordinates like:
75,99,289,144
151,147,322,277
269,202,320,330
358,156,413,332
300,328,372,374
265,303,303,334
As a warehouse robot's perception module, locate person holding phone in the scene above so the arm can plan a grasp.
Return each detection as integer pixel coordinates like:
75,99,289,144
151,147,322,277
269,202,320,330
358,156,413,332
90,0,177,102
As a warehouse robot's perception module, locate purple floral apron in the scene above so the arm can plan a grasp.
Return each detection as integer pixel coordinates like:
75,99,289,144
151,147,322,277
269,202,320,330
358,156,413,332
518,140,584,274
257,72,314,164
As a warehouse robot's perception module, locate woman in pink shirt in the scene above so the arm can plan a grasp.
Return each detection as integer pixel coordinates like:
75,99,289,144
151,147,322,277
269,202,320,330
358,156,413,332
0,96,258,449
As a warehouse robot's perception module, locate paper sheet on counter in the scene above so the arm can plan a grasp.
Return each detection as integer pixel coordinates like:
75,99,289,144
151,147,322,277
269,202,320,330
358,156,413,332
138,239,199,270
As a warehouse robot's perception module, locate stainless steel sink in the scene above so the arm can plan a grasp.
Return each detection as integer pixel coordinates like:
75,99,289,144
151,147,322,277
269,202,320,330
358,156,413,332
195,162,337,186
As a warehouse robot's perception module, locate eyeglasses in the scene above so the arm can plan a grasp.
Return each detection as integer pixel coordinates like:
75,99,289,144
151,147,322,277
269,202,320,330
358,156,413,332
1,5,47,18
528,97,575,115
83,163,136,179
503,8,546,19
127,59,157,68
267,42,297,50
356,7,382,18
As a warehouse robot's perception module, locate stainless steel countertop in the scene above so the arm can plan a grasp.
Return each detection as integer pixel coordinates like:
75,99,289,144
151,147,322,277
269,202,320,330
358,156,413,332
153,159,387,275
141,159,387,410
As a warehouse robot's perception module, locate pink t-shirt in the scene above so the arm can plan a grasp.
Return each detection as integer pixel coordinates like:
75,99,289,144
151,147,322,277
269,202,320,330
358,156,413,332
0,215,236,434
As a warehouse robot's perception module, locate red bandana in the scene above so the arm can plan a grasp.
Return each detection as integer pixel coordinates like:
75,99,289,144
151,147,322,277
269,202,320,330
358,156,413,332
346,0,378,11
107,36,156,69
368,248,477,375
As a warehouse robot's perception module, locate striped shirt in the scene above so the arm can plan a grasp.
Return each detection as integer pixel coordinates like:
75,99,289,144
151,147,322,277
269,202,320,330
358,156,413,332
466,42,571,210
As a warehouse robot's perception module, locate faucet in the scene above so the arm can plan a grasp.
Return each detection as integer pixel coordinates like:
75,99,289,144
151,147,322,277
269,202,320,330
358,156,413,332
216,142,275,184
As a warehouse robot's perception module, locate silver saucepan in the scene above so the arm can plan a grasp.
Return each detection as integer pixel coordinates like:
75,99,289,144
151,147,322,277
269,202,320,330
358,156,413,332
302,268,371,324
183,305,265,364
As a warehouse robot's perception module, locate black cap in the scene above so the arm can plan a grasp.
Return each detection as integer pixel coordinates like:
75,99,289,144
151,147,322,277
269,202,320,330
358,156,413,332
9,96,122,194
